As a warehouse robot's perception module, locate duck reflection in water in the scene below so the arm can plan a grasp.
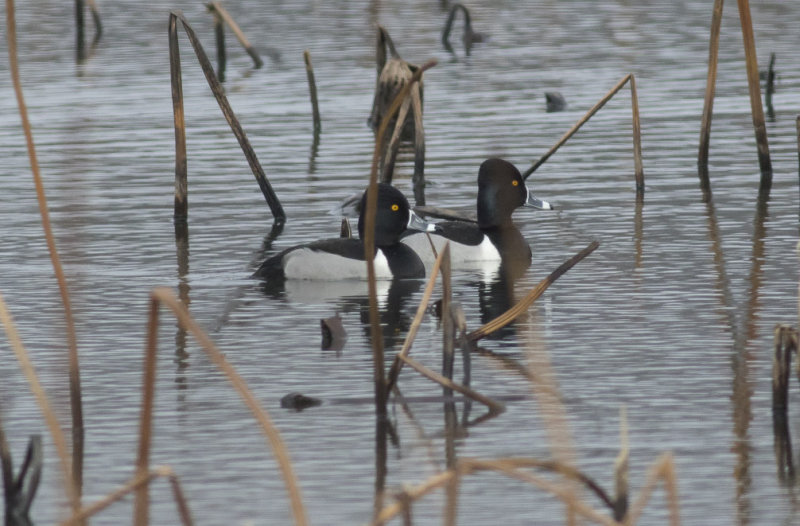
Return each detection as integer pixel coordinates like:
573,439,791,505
402,158,552,339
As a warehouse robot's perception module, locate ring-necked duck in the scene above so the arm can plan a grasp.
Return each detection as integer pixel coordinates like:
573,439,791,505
401,158,552,277
254,184,435,282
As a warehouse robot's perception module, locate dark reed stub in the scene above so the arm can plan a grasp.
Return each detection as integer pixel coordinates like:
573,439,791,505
1,434,43,526
280,392,323,411
545,91,567,112
321,314,347,350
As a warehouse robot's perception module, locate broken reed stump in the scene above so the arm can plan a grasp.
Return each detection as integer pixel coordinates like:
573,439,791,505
441,3,483,56
303,50,321,135
205,1,263,74
523,74,643,199
772,325,798,482
368,26,425,193
772,325,799,412
168,11,285,224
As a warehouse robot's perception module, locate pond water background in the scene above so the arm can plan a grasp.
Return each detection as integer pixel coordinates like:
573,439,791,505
2,1,800,524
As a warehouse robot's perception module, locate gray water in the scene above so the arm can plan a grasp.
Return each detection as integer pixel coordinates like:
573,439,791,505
1,1,800,524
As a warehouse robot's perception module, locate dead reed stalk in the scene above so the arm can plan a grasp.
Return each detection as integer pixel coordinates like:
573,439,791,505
624,453,680,526
372,457,624,526
6,0,85,504
397,355,504,413
62,466,192,526
303,50,321,134
468,241,599,341
523,74,644,198
441,243,454,396
210,7,226,82
133,287,307,526
206,2,263,68
0,292,78,512
168,11,285,223
736,0,772,189
772,325,796,412
614,407,629,522
697,0,723,202
364,59,436,417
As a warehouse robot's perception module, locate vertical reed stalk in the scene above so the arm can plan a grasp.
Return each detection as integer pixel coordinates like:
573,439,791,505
169,14,188,220
207,2,263,68
75,0,85,60
736,0,772,189
628,74,644,197
303,50,321,134
771,325,793,412
411,84,426,205
366,60,436,417
441,245,454,397
212,10,226,82
6,0,84,506
613,407,629,522
698,0,723,201
168,12,285,223
443,465,460,526
133,294,161,526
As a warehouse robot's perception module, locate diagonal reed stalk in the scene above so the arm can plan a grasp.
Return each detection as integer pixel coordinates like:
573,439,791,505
468,241,599,341
168,11,285,223
206,1,263,68
385,242,447,394
397,355,504,413
364,59,437,418
523,74,644,197
133,287,306,526
63,465,192,526
0,292,78,512
736,0,772,188
6,0,84,508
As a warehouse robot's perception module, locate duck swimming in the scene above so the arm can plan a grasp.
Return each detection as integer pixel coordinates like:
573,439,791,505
401,157,552,278
254,183,435,282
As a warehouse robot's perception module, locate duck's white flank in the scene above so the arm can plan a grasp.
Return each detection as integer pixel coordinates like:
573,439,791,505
402,234,501,268
282,247,393,280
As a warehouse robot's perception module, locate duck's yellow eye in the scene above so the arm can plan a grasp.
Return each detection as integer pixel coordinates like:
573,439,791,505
391,204,399,211
512,180,519,186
